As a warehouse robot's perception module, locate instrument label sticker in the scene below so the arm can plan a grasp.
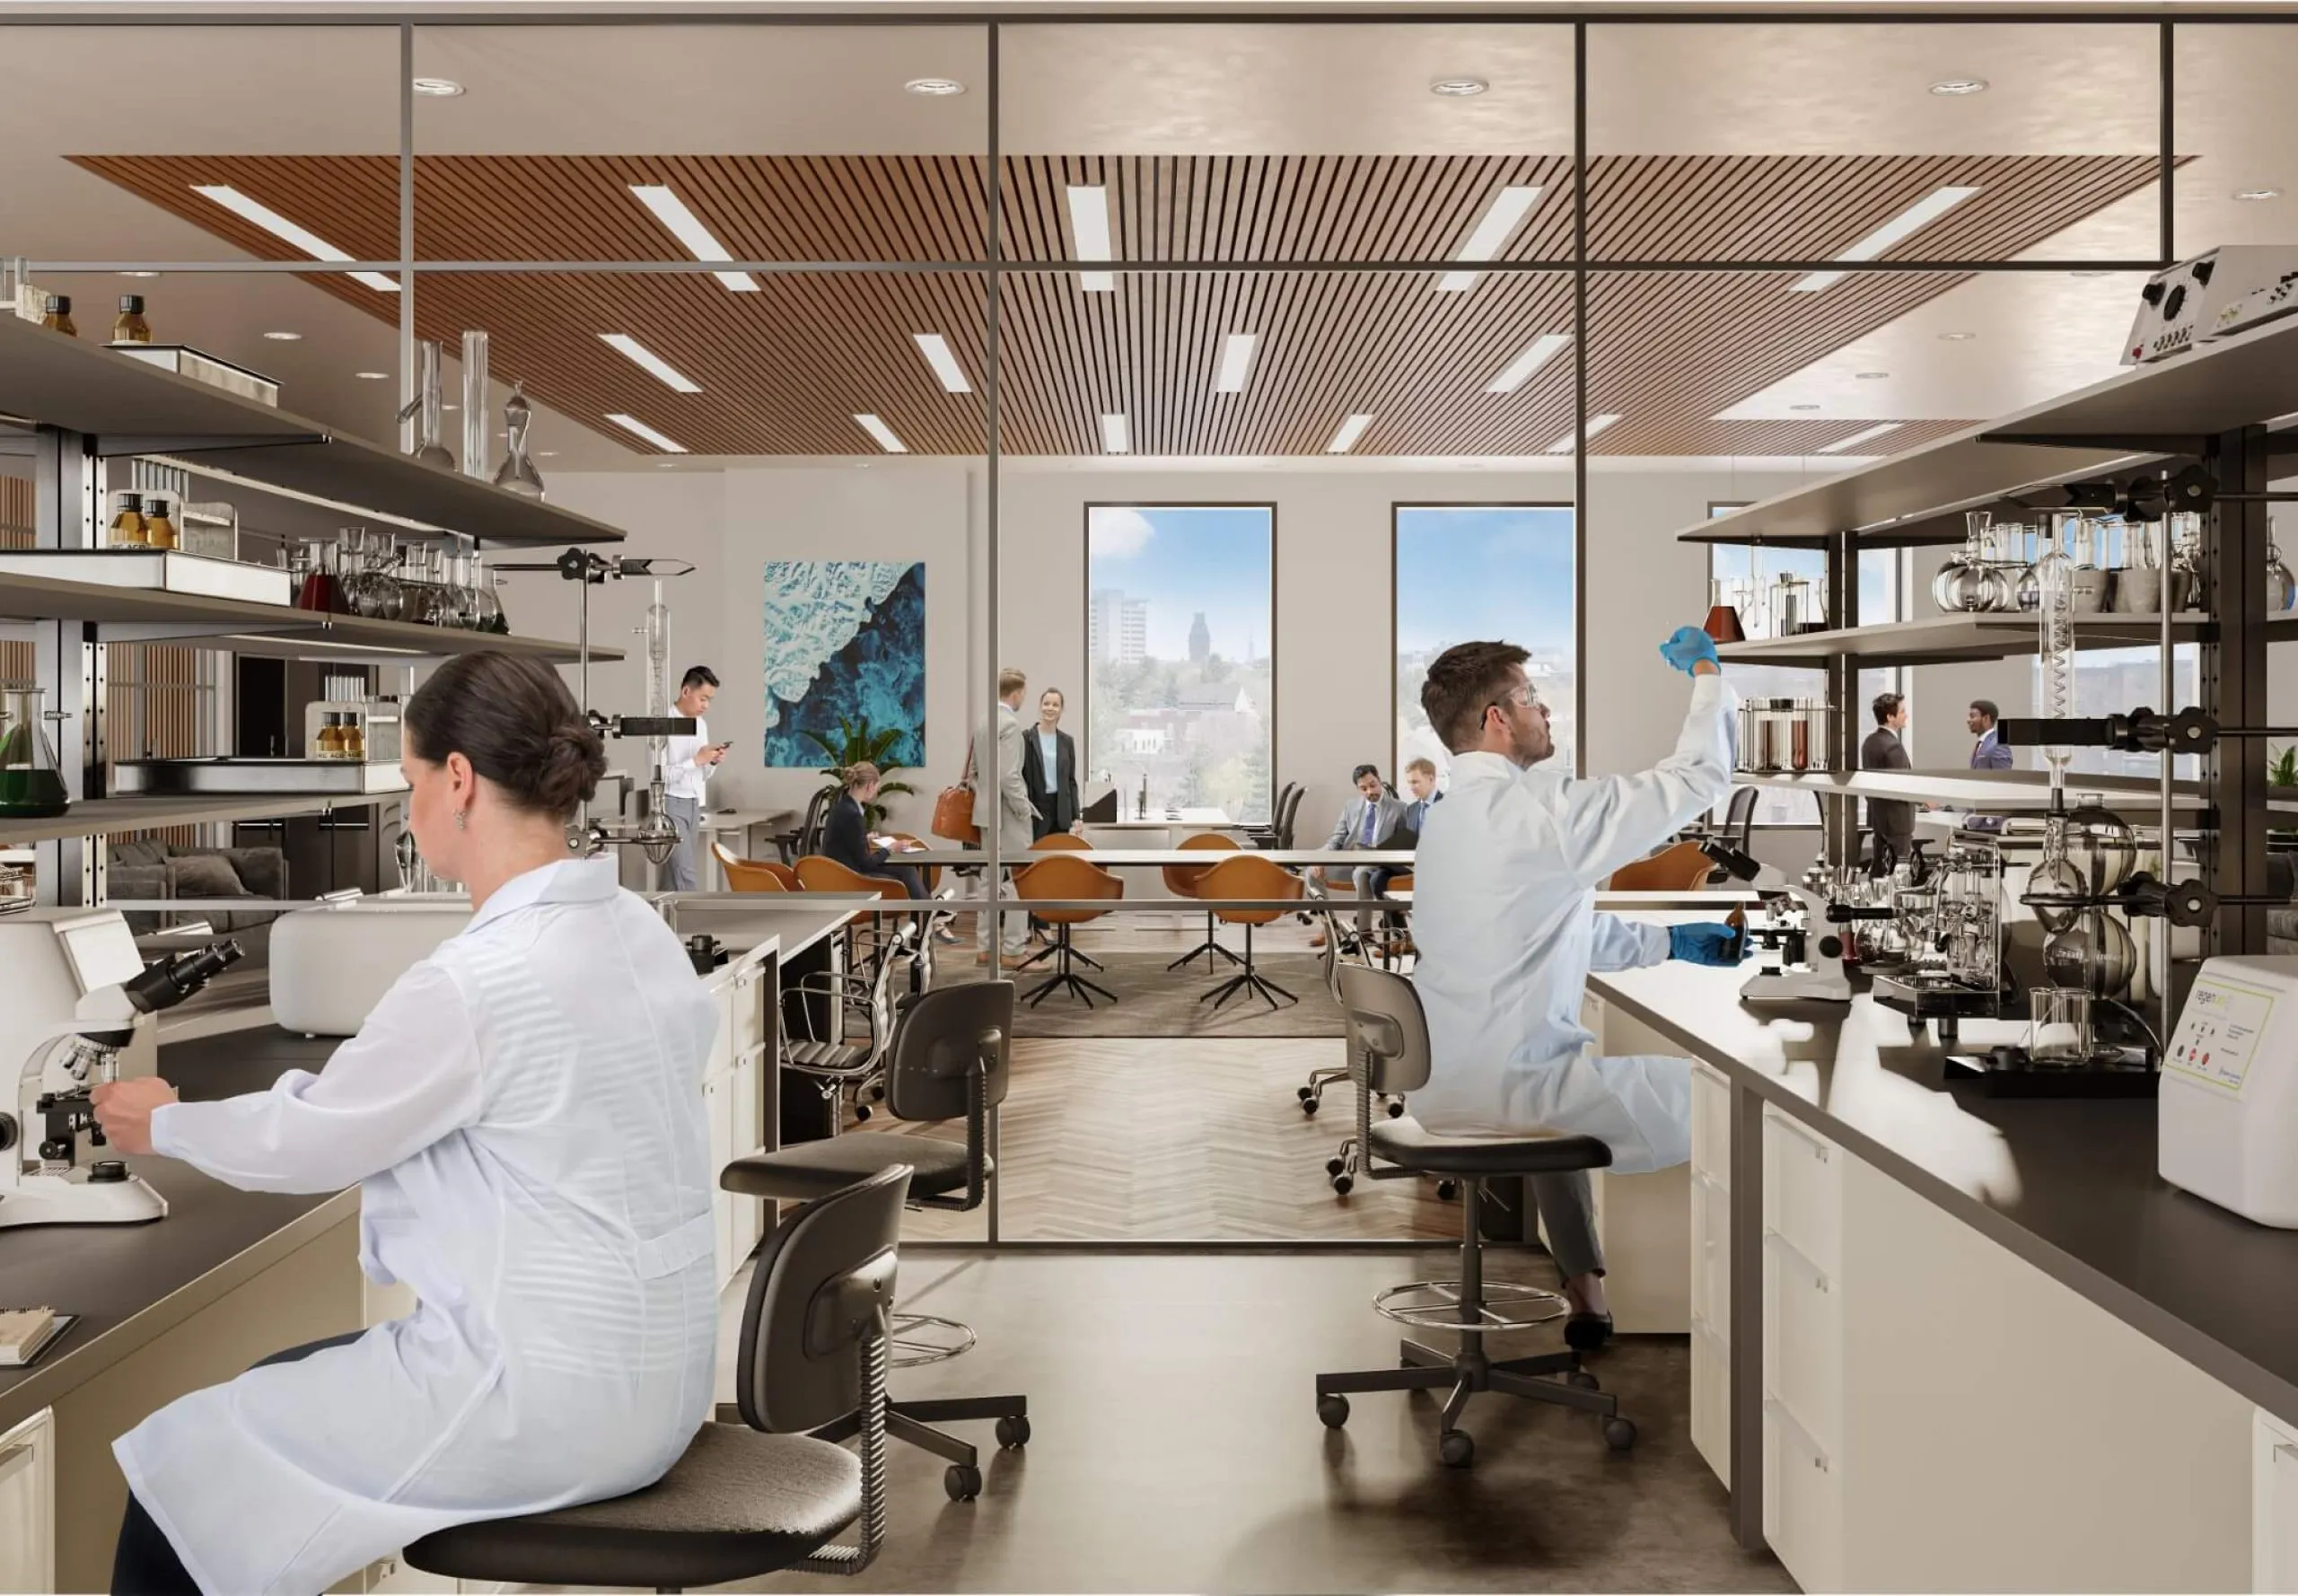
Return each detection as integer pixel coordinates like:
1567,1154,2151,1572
2163,977,2278,1095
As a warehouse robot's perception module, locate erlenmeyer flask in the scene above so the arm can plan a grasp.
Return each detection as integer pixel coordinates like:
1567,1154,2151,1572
0,690,71,818
493,381,548,500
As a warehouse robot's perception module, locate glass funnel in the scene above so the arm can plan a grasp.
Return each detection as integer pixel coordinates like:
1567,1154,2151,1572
0,690,70,818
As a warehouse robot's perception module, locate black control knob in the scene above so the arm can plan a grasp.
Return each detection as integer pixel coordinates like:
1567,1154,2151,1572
88,1160,128,1183
2162,282,2187,322
2142,279,2167,305
0,1113,15,1153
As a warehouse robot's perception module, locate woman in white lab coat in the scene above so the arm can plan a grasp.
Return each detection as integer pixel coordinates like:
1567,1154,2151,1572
92,652,722,1596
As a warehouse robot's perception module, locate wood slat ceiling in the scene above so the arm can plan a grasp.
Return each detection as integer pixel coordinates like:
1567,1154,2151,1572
73,153,2163,458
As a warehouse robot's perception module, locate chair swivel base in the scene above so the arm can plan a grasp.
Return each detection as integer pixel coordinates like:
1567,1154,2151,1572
808,1395,1031,1502
1204,965,1295,1011
1315,1333,1634,1467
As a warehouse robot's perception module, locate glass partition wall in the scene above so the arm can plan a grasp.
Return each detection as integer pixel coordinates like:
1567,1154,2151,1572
0,12,2217,1243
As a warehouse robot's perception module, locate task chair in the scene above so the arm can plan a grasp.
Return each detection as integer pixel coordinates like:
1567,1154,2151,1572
1314,964,1636,1468
1195,853,1303,1011
714,840,797,893
783,932,909,1125
1017,832,1101,974
1163,832,1243,973
1013,852,1122,1008
1244,781,1299,849
722,981,1030,1503
796,854,915,976
1604,839,1716,892
773,787,838,864
404,1165,908,1592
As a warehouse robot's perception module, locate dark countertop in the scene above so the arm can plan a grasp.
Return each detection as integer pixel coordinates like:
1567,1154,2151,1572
1590,959,2298,1428
0,1029,353,1435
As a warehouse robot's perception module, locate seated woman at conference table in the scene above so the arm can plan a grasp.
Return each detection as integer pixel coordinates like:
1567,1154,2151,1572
824,761,926,900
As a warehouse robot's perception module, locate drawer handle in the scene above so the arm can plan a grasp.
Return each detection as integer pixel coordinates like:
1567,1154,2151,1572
2276,1443,2298,1468
1762,1399,1831,1472
0,1440,31,1487
1767,1113,1832,1163
1762,1229,1830,1293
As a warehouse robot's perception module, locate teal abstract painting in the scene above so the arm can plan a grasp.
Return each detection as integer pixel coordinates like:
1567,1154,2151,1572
761,560,926,767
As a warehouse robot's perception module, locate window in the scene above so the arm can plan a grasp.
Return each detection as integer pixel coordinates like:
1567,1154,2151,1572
1393,504,1577,779
1084,504,1275,823
2034,645,2201,782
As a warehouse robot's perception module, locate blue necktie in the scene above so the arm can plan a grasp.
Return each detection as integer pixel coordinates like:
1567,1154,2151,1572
1361,804,1375,845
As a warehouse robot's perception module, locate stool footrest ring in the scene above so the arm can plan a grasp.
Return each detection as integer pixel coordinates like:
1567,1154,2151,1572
1373,1279,1567,1334
890,1312,977,1368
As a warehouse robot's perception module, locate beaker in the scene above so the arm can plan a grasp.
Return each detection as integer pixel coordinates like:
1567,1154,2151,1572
2026,987,2099,1066
0,690,70,818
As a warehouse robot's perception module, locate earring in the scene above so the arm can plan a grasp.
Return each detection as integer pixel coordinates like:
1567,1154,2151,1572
454,809,468,831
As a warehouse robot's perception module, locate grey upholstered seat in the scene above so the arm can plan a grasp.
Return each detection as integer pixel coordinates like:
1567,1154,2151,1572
787,1038,870,1071
724,1130,985,1201
399,1424,859,1590
1369,1116,1613,1177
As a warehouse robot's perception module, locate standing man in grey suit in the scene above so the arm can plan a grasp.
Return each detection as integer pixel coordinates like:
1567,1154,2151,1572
973,666,1034,966
1313,763,1408,948
1861,691,1916,871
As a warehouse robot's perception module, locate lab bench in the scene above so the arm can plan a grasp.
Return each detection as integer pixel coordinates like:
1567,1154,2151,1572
1589,950,2298,1593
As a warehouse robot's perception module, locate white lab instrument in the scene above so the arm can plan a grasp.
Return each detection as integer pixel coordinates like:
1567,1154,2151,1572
2159,955,2298,1227
2121,244,2298,364
1739,875,1855,1004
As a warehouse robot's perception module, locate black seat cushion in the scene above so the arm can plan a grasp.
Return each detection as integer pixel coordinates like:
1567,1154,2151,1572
722,1131,983,1201
787,1039,869,1071
1370,1116,1612,1176
404,1423,858,1589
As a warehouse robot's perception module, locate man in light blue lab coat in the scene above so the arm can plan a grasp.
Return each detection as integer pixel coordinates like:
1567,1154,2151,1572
1407,628,1741,1347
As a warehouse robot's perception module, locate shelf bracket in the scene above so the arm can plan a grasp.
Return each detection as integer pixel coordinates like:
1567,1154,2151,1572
1978,430,2207,455
94,433,329,458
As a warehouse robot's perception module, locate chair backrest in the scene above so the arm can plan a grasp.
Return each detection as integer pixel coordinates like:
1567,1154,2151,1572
1337,963,1434,1097
794,855,908,901
796,786,837,859
734,1162,910,1434
1031,832,1093,853
1605,838,1716,893
884,978,1014,1123
1162,829,1241,897
1013,852,1122,920
1724,785,1759,852
1276,784,1306,848
1196,853,1303,925
716,841,795,893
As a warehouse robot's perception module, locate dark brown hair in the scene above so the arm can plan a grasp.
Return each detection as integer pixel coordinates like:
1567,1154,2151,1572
1420,641,1531,754
404,652,605,821
1873,691,1906,727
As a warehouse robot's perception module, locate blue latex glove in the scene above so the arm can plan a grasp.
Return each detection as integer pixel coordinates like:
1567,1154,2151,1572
1659,625,1721,675
1669,922,1743,967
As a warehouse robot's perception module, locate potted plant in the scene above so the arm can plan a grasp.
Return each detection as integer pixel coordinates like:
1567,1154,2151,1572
805,716,917,829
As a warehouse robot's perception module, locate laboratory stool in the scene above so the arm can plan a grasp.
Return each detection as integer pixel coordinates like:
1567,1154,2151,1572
403,1165,910,1592
1312,965,1635,1468
723,979,1030,1503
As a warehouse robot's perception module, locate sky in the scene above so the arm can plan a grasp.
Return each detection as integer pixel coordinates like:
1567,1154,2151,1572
1394,504,1576,657
1088,505,1274,662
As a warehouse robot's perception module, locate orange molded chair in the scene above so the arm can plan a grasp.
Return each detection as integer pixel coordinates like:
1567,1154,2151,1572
1030,833,1092,853
1012,853,1122,1009
713,841,796,893
1162,832,1242,974
883,832,943,894
794,855,909,901
1193,854,1305,1011
1603,839,1715,893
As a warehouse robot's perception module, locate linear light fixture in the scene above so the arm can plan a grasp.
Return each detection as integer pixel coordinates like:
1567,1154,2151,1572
1326,413,1374,454
1544,412,1622,454
606,412,689,453
598,333,700,394
855,413,908,453
1817,422,1902,455
1791,185,1982,292
1067,185,1116,292
1214,333,1260,394
628,184,757,292
1486,332,1570,393
1437,185,1541,292
1100,412,1131,453
189,185,398,292
912,332,972,393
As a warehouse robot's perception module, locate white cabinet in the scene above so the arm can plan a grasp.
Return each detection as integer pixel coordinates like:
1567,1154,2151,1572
702,1073,738,1285
2258,1408,2298,1592
1758,1107,1845,1594
1688,1060,1732,1487
0,1406,55,1595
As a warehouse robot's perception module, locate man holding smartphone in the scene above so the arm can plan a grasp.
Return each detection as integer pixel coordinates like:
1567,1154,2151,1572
659,665,724,891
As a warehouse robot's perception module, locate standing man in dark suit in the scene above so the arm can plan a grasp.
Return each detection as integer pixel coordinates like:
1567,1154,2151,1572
1022,687,1083,840
1861,691,1916,871
823,761,926,900
1312,763,1409,949
1968,699,2014,769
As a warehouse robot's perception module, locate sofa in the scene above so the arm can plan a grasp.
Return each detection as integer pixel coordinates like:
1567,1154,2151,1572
107,839,287,934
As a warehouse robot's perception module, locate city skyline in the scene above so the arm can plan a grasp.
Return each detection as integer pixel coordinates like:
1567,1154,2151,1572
1086,505,1273,662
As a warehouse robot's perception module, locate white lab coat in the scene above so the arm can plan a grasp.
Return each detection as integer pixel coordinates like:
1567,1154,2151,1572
115,858,722,1596
1408,674,1739,1172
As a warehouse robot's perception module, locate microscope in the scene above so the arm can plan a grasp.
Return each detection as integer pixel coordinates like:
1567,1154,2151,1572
0,911,241,1229
1697,838,1860,1004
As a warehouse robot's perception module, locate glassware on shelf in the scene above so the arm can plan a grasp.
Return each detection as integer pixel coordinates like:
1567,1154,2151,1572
470,555,506,634
1933,510,2014,613
2034,511,2079,791
111,294,152,344
0,689,70,818
294,539,344,614
108,493,148,548
141,499,179,551
40,294,75,338
2068,517,2111,615
397,340,456,470
493,382,548,500
2169,513,2206,611
2269,542,2296,615
2113,517,2164,614
2027,987,2101,1066
1770,572,1820,634
442,550,480,630
2044,910,2137,999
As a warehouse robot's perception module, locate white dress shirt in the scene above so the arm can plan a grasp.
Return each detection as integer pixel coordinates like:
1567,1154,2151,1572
661,714,712,803
115,858,722,1596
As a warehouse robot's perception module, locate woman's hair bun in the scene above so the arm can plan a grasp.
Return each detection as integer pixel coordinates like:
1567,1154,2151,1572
536,718,608,814
404,652,607,822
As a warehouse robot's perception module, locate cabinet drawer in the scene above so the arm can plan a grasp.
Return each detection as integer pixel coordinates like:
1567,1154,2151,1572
1763,1399,1842,1595
1690,1167,1731,1337
1690,1061,1732,1185
1690,1322,1731,1491
1762,1103,1842,1276
2258,1409,2298,1593
0,1406,55,1596
1763,1230,1843,1454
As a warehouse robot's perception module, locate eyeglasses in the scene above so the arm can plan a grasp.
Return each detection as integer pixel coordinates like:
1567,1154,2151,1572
1489,685,1542,716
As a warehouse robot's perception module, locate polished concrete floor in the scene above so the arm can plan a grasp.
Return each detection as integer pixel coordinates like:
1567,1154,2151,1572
671,1249,1793,1596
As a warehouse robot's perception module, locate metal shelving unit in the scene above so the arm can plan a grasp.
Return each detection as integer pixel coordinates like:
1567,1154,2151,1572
1726,768,2221,815
1718,611,2232,667
0,791,404,849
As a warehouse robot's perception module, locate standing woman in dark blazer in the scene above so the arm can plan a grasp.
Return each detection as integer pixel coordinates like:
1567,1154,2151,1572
1021,687,1083,840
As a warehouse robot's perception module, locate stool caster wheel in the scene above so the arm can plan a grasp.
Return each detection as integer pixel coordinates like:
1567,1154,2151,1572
1566,1370,1601,1391
1331,1172,1354,1196
853,1104,873,1124
1436,1179,1460,1202
1302,1097,1319,1117
1603,1417,1637,1452
1438,1429,1475,1469
996,1415,1031,1449
943,1464,984,1502
1325,1155,1346,1177
1297,1085,1315,1101
1386,1099,1405,1118
1317,1394,1349,1429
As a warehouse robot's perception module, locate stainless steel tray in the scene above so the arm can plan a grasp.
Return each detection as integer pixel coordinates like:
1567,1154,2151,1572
111,759,407,796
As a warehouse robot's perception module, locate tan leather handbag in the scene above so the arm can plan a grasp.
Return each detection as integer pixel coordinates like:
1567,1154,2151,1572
934,741,983,844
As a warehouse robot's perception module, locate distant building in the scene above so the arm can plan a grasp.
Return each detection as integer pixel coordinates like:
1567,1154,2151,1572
1090,588,1148,666
1188,611,1211,665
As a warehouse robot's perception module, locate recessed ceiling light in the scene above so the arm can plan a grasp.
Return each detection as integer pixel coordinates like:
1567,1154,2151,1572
656,462,676,469
441,403,458,411
119,270,161,279
1100,413,1131,454
1214,332,1259,394
354,370,389,380
607,412,689,453
2234,187,2284,203
537,450,560,458
1066,185,1116,293
854,413,908,453
411,76,464,97
1430,77,1488,97
1929,77,1988,96
1819,422,1903,455
904,77,965,96
1938,330,1978,341
1791,403,1822,412
190,184,399,292
2071,270,2114,278
1486,332,1569,394
1326,413,1374,454
912,332,971,393
629,184,757,293
600,332,701,394
1855,371,1890,380
1437,185,1542,293
262,330,302,341
1545,413,1622,455
1792,185,1982,293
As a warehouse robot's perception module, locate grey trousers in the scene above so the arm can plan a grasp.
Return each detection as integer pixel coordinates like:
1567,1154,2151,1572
663,795,701,892
1525,1171,1604,1281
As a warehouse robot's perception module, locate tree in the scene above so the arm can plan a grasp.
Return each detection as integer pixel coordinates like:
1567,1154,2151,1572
1204,651,1232,683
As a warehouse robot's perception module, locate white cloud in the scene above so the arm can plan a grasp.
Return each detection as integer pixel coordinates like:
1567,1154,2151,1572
1089,506,1156,559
